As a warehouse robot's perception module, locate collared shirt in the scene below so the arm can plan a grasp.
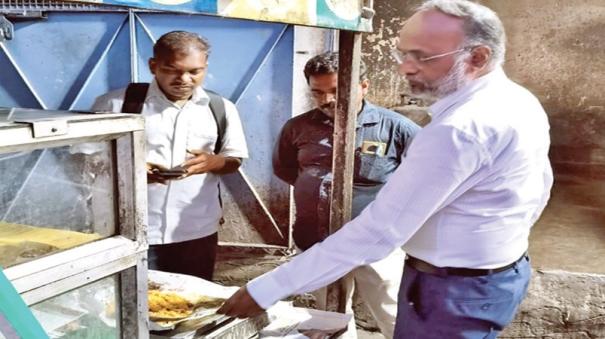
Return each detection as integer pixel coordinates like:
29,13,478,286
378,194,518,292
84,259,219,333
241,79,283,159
247,67,553,309
272,101,419,249
92,81,248,244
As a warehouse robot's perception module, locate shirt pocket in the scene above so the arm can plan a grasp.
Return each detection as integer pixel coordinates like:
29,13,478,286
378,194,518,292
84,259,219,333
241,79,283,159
145,117,172,158
187,130,216,153
358,152,395,183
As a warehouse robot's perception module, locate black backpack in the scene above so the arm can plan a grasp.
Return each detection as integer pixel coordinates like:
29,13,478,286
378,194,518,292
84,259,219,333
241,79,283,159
120,83,227,154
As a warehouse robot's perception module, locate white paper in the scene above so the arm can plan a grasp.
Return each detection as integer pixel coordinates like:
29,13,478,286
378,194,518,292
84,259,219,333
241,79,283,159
261,302,351,338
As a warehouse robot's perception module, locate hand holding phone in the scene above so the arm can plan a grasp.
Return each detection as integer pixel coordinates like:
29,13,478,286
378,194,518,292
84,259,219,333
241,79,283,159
151,165,187,178
147,163,187,184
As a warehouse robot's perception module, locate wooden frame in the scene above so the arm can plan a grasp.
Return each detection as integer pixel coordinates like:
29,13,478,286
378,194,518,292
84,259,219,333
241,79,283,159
325,30,363,312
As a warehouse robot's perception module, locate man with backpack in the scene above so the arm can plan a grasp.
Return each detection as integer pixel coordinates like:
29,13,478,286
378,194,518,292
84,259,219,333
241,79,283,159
91,30,248,280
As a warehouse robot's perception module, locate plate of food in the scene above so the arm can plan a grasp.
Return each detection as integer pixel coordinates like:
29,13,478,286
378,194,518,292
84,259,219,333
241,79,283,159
147,270,238,331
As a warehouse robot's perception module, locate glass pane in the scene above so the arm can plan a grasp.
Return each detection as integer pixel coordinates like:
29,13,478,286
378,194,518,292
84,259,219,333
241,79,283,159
31,275,120,339
0,142,116,268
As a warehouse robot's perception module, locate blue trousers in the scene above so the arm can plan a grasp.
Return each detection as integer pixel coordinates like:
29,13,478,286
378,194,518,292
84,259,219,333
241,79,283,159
394,255,531,339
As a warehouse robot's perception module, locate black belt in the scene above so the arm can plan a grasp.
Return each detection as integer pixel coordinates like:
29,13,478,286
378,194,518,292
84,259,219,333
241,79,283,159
405,253,528,277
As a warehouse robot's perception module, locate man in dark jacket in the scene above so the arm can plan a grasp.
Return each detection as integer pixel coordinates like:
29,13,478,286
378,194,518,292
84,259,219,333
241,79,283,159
272,52,420,338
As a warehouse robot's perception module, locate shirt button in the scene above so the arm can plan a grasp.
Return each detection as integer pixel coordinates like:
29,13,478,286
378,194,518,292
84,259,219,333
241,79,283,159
481,303,491,310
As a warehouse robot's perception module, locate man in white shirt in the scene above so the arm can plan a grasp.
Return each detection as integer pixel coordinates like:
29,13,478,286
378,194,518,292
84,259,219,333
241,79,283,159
218,1,553,338
92,31,248,280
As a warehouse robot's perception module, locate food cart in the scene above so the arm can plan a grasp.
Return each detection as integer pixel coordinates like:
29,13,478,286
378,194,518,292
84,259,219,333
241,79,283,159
0,107,148,337
0,0,375,337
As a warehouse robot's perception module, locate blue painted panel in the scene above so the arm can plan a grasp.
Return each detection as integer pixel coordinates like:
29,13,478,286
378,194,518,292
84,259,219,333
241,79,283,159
233,25,293,230
236,25,293,190
1,14,128,110
0,50,40,109
0,12,292,113
135,14,287,102
71,17,132,110
135,19,155,83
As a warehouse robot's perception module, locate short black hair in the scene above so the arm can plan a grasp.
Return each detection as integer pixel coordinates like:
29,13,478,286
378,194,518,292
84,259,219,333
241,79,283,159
303,52,367,83
153,31,211,60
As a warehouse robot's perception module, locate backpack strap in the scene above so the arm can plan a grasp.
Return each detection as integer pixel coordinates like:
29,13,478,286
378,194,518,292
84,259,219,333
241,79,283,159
120,83,227,156
205,89,227,155
204,89,228,217
121,83,149,114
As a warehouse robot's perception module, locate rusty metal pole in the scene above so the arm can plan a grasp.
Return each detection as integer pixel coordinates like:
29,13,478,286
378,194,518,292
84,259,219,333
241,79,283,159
325,30,362,313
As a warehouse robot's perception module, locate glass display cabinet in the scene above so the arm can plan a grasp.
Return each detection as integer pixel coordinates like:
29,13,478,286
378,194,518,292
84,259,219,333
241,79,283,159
0,107,148,338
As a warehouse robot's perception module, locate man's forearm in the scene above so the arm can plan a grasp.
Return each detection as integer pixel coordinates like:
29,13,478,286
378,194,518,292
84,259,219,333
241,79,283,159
212,156,242,174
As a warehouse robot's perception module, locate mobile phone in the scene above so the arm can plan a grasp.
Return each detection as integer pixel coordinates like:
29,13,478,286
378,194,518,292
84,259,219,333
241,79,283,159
151,166,187,178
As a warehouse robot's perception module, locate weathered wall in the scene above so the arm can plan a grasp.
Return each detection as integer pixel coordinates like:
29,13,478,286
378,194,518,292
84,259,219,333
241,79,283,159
362,1,421,108
482,0,605,212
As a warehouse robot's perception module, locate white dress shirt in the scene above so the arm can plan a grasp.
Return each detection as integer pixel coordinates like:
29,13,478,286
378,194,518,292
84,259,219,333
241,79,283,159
92,81,248,244
247,67,553,309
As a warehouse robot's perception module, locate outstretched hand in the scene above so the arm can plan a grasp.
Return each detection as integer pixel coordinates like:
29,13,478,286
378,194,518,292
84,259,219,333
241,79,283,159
217,286,265,318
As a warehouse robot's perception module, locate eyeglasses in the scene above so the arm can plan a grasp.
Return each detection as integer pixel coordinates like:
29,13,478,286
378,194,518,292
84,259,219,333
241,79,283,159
390,47,468,65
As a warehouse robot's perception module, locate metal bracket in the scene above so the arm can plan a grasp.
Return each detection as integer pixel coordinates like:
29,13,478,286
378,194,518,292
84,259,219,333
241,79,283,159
5,12,46,20
0,15,14,42
15,119,69,138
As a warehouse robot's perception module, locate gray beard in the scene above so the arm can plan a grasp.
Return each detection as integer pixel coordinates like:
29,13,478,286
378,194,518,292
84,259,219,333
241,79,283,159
411,55,470,102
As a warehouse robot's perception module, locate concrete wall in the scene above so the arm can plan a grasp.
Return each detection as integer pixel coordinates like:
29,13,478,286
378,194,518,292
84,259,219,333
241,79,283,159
485,0,605,214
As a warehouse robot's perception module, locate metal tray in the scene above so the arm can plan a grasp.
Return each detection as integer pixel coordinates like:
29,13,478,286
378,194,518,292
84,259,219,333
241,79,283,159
151,312,269,339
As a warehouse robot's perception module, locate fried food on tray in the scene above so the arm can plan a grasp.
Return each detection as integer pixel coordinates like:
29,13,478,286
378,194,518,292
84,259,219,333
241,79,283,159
148,290,194,320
